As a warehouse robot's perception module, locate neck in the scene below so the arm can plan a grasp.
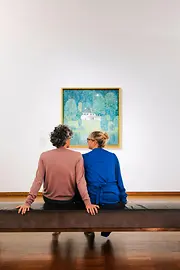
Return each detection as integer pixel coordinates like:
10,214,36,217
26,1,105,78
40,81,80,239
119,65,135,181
92,146,99,149
57,145,68,149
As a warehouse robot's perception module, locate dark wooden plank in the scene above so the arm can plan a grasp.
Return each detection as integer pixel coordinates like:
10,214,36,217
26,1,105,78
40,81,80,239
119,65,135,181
0,210,180,232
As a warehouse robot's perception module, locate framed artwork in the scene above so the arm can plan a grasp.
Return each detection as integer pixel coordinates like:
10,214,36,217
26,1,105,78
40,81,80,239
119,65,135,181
61,88,122,148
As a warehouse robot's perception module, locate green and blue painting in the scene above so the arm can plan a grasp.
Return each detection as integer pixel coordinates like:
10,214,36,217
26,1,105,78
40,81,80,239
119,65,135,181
62,89,121,147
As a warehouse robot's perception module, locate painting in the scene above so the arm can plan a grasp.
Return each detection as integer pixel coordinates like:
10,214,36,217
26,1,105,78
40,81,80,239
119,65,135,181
61,88,122,148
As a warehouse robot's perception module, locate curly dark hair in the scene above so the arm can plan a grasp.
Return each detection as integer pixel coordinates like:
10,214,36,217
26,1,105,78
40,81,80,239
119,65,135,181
50,124,73,148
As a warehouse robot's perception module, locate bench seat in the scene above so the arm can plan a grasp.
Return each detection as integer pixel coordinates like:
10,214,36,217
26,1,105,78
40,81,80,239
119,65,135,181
0,201,180,232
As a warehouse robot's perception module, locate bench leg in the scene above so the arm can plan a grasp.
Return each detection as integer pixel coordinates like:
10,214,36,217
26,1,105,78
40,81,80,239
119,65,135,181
52,232,61,241
84,232,95,237
84,232,95,249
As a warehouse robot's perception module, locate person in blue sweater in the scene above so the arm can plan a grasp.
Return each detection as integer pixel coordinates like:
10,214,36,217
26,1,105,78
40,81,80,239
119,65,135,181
83,131,127,237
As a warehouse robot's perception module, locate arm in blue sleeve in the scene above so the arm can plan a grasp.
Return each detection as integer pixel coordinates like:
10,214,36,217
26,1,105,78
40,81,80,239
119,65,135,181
114,154,127,204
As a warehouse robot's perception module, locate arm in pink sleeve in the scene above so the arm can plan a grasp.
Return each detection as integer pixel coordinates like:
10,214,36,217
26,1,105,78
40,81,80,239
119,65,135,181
75,156,91,206
25,154,45,206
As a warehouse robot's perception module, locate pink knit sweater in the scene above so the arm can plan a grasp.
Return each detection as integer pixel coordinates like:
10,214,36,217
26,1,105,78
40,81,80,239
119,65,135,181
25,147,91,206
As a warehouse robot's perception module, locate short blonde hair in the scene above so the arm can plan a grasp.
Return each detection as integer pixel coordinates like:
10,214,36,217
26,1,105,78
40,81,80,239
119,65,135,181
89,131,109,148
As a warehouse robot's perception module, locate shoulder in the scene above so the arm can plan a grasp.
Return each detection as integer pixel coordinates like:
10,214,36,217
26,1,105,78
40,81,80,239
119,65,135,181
40,149,54,159
63,149,82,160
102,149,116,157
40,148,81,158
103,149,119,161
82,150,92,160
69,149,82,158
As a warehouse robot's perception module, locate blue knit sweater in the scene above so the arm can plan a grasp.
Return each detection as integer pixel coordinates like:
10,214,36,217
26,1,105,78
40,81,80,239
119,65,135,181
83,148,127,205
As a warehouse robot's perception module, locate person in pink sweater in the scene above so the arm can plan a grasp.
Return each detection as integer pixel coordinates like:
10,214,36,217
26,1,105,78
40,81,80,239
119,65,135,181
16,125,99,216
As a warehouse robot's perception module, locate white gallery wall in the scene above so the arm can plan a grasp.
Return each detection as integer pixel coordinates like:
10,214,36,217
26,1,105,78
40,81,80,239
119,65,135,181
0,0,180,192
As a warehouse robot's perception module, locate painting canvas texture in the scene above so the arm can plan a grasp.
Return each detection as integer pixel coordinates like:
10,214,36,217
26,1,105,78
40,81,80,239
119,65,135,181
62,89,121,147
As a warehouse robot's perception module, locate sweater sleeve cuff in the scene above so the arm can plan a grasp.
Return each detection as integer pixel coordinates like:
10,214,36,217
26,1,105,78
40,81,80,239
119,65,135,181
83,198,91,206
25,200,32,207
25,194,36,206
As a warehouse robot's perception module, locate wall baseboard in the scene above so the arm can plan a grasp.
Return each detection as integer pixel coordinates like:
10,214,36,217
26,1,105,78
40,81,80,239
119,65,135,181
0,192,180,197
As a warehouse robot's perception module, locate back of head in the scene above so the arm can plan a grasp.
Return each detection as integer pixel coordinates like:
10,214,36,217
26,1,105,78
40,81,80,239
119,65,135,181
50,124,73,148
89,131,109,148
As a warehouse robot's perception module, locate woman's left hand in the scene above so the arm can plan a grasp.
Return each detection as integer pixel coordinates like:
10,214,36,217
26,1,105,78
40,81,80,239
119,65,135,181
86,204,99,215
16,204,30,215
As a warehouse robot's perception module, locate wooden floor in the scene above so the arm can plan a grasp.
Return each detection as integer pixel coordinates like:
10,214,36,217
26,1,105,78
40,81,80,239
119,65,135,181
0,196,180,270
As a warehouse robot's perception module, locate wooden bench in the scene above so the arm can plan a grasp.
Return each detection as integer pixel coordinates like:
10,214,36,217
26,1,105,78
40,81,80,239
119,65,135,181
0,201,180,232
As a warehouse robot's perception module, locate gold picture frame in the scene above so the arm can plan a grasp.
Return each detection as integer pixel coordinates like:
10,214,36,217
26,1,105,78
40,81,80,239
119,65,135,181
61,88,122,148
